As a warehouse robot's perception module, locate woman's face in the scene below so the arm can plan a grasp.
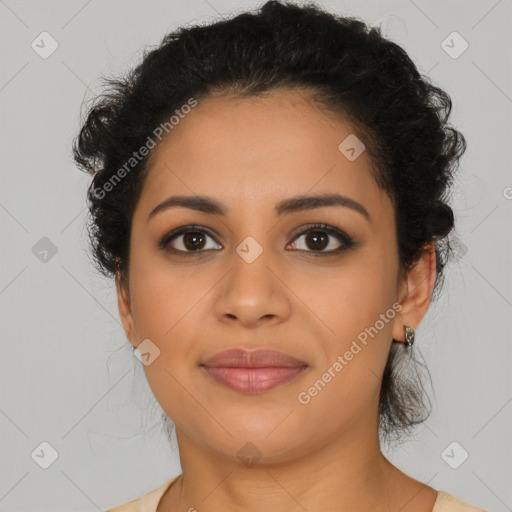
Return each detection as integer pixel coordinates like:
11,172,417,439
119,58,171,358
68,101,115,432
117,89,424,465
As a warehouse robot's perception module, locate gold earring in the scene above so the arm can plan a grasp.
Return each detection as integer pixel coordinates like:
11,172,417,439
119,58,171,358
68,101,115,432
403,325,415,347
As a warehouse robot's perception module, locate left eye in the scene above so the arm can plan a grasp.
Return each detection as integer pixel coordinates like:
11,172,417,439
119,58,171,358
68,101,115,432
287,224,353,254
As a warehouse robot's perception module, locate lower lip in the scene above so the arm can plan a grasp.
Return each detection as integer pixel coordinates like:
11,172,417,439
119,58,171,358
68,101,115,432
201,366,308,394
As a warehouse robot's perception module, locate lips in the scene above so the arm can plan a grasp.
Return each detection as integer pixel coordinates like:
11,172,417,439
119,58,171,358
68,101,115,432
202,348,308,368
200,349,309,394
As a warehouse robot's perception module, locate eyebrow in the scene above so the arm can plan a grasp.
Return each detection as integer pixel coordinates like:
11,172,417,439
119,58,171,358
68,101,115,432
147,193,370,222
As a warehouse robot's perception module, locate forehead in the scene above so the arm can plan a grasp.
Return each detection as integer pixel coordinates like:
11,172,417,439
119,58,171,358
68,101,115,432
137,89,388,220
149,89,360,164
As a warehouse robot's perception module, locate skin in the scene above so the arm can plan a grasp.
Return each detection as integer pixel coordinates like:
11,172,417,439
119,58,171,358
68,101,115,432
116,89,438,512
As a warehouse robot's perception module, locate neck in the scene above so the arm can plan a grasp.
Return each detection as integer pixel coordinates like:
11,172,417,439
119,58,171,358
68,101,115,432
158,417,437,512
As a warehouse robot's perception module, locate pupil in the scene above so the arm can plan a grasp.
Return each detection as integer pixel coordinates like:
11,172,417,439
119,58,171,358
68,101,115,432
184,231,205,250
307,231,327,251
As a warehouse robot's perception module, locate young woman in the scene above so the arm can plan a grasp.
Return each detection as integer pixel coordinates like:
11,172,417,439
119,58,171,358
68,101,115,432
73,1,486,511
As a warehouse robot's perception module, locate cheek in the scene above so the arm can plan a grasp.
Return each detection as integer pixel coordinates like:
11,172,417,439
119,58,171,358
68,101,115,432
294,247,399,402
291,269,397,432
128,240,207,339
298,249,399,346
128,262,210,428
128,249,219,372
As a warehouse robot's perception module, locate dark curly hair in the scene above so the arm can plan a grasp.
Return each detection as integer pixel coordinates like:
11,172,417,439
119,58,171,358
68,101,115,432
72,0,466,441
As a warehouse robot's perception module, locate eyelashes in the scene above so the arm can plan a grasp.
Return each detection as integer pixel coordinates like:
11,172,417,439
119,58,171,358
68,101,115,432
286,223,355,255
159,224,222,254
157,223,356,258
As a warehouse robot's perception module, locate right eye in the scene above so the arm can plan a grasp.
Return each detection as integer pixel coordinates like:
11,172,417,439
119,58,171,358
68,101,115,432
158,225,222,254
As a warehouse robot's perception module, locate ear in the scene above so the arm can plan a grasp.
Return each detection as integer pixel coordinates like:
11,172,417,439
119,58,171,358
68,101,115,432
115,271,137,346
392,242,437,342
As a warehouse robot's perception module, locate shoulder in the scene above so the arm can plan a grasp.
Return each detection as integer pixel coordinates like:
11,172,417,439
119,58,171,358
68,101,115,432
433,490,488,512
104,475,181,512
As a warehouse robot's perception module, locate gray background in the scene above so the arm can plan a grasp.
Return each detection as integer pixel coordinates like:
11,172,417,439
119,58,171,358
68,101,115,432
1,0,511,510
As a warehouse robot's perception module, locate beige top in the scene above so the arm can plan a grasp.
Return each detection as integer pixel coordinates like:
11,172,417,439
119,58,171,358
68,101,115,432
105,475,488,512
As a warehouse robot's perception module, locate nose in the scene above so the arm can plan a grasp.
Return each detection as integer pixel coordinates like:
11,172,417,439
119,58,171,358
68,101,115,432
213,245,292,329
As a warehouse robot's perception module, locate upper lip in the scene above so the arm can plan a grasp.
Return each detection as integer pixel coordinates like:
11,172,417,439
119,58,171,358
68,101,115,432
201,349,308,368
